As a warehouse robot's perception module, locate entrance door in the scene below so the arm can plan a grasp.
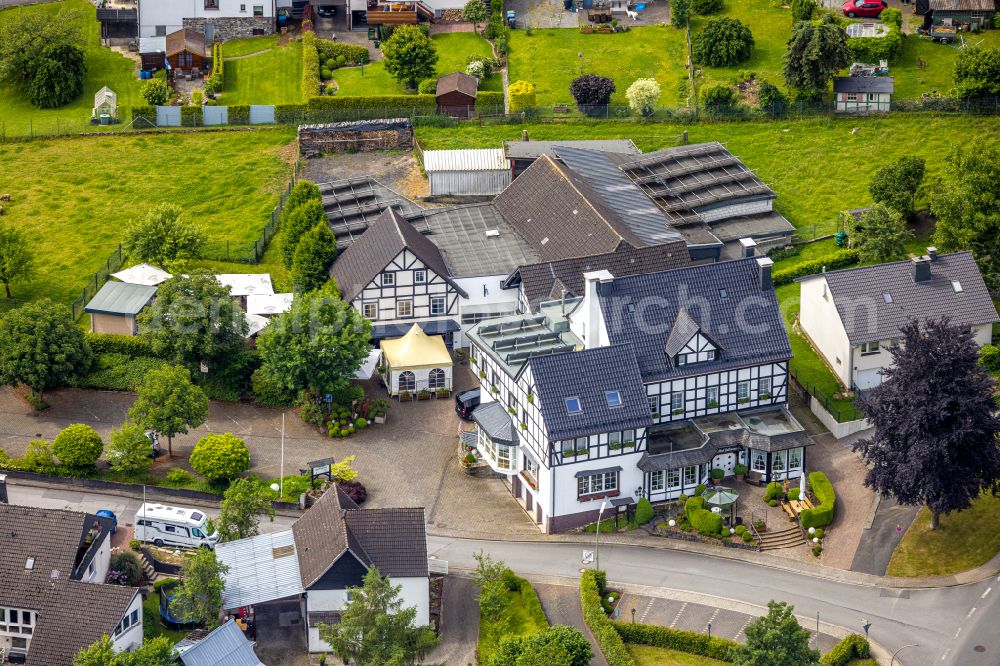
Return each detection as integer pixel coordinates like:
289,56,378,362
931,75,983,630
713,452,737,476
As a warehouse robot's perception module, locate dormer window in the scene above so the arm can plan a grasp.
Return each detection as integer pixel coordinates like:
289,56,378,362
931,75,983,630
565,397,582,414
605,391,622,408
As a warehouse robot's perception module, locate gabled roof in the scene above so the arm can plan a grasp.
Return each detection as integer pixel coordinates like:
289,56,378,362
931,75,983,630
504,139,641,160
177,619,264,666
663,308,705,358
166,27,206,57
423,149,508,172
597,257,791,381
529,345,652,440
436,71,478,98
799,251,999,344
215,529,304,610
84,280,157,316
329,207,468,302
833,76,894,94
929,0,995,10
506,242,689,311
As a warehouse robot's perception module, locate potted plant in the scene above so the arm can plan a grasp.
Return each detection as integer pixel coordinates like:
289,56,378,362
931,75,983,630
753,518,766,533
707,399,719,409
598,23,612,33
734,463,748,481
418,390,431,401
710,468,725,485
479,370,487,379
759,392,772,400
399,391,412,402
436,388,450,399
508,406,517,415
672,408,684,415
520,422,528,430
491,385,499,394
581,24,594,33
738,397,751,405
527,394,534,404
651,412,661,419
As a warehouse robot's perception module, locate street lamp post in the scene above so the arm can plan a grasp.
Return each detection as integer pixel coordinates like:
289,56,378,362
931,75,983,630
708,622,712,639
631,608,636,624
595,501,608,571
890,644,919,666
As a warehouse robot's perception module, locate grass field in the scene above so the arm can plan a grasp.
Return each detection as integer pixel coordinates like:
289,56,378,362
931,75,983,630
0,0,143,138
477,579,548,665
222,39,304,105
333,33,502,96
893,26,1000,98
627,643,731,665
887,492,1000,577
0,129,296,305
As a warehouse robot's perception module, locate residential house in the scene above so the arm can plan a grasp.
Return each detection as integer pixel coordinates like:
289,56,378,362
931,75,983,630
833,76,894,113
503,138,641,178
0,489,143,665
175,619,263,666
216,485,429,654
138,0,278,40
467,254,810,533
84,281,158,336
436,72,478,118
798,249,999,390
424,149,511,197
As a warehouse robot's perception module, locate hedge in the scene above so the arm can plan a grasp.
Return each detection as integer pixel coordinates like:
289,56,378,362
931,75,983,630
580,570,635,666
772,249,860,287
130,105,156,126
685,496,722,535
518,576,549,630
800,471,836,529
75,354,171,392
979,344,1000,372
820,634,870,665
316,38,369,65
613,621,738,662
302,31,321,100
764,481,783,501
477,90,504,110
509,80,537,112
848,23,903,63
85,333,163,359
205,42,224,95
228,104,250,125
180,105,203,126
305,94,438,113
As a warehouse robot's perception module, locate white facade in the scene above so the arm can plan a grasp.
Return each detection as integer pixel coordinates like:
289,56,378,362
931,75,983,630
382,364,453,395
138,0,276,37
835,91,891,113
110,594,145,654
306,577,429,652
351,249,460,330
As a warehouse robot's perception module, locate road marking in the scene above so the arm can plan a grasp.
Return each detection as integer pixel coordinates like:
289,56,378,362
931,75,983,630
706,607,720,632
982,587,992,599
955,627,962,639
640,598,655,623
966,607,977,618
670,602,687,628
735,617,752,641
941,648,951,661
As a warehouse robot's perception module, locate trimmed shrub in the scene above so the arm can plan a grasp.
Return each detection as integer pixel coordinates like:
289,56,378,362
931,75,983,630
694,483,707,497
772,249,860,286
108,551,144,587
509,80,537,112
305,94,438,115
141,78,168,106
85,333,161,358
614,620,738,662
228,104,250,125
302,31,322,99
130,105,156,126
477,90,504,112
880,6,902,27
316,38,369,65
690,506,723,536
979,344,1000,372
742,531,755,542
701,82,739,109
635,497,654,525
692,0,723,14
758,80,788,117
734,524,747,535
764,481,784,501
768,499,778,507
820,634,869,665
692,18,754,67
204,42,224,95
812,545,823,557
788,487,801,501
52,424,103,468
321,67,333,80
180,104,203,126
570,74,616,114
417,78,437,94
813,528,824,539
800,471,836,529
190,433,250,480
790,0,816,22
580,570,634,666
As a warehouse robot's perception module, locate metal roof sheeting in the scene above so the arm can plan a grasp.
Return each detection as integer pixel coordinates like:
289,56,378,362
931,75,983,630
178,620,264,666
424,149,509,172
216,530,304,610
84,281,157,316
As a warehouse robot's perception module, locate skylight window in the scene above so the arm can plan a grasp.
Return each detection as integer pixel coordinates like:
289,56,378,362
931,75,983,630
719,288,728,299
952,280,963,293
883,292,893,303
605,391,623,408
25,557,34,570
565,397,582,414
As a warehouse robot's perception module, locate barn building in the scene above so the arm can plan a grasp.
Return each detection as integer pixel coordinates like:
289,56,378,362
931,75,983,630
424,149,511,197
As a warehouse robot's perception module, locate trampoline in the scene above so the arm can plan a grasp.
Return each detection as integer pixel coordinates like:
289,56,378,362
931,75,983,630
159,582,200,630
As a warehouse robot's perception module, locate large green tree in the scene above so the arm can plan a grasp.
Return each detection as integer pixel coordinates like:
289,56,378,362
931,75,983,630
0,299,91,403
0,6,84,86
170,549,229,629
850,205,911,263
318,566,438,666
783,15,850,94
281,180,322,225
123,204,204,270
75,635,176,666
291,222,337,293
463,0,488,34
692,17,754,68
107,420,153,474
28,43,86,109
128,364,209,457
138,274,247,373
932,144,1000,288
733,601,820,666
216,477,275,541
382,25,439,90
52,423,104,469
257,284,372,396
281,198,328,269
0,222,35,299
953,46,1000,99
870,155,925,220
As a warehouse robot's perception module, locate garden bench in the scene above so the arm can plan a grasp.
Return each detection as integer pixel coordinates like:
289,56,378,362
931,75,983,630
781,502,796,520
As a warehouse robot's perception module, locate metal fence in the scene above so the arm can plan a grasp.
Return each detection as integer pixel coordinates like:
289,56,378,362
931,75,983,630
788,367,863,423
70,244,124,320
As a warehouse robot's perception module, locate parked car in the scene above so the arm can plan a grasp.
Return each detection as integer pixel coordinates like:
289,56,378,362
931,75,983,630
842,0,886,18
455,388,481,420
316,5,336,16
96,509,117,534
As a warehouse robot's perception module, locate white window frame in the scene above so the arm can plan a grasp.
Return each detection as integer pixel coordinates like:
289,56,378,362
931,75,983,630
650,470,665,492
414,269,426,284
670,392,684,412
396,300,413,318
706,386,719,406
683,466,697,486
381,272,395,286
430,296,446,316
758,377,771,395
860,341,880,355
578,471,618,496
752,450,767,472
428,368,446,389
605,390,623,408
362,302,378,320
608,431,621,447
667,468,682,489
648,396,659,414
788,448,803,469
772,450,786,472
737,381,750,401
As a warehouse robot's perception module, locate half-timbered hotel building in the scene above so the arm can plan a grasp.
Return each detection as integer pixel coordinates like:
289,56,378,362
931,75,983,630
466,255,812,533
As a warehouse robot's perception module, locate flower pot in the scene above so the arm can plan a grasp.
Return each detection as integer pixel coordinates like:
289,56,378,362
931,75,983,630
711,478,722,486
374,415,386,424
581,26,593,33
735,474,745,481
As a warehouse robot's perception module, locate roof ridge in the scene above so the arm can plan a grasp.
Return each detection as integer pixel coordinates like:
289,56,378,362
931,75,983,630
542,154,628,245
798,250,973,281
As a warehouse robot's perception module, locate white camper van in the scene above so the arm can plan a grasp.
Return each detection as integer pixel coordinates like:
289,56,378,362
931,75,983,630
134,503,219,549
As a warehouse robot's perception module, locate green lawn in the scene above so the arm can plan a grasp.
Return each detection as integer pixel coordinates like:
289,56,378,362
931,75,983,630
893,26,1000,99
627,643,731,666
333,33,501,95
0,129,295,305
142,580,189,643
223,40,304,105
477,579,548,665
887,492,1000,577
222,34,283,57
0,0,143,138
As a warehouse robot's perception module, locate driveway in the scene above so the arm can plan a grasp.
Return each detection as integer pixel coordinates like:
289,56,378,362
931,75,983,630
534,583,608,666
426,576,478,666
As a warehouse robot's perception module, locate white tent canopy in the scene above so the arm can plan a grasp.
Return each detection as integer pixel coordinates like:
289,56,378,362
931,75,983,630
244,314,271,338
216,274,275,297
111,263,172,286
354,347,381,380
247,293,294,317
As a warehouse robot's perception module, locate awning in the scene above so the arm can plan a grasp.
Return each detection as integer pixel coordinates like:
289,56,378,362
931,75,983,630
372,319,460,340
380,323,452,369
354,348,381,380
574,465,623,478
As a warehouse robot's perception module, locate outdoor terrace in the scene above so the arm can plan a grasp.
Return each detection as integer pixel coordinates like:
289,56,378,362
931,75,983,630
468,299,583,375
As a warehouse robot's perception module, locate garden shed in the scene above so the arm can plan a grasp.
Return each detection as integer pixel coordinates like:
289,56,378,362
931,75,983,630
92,86,118,121
84,281,158,336
379,323,453,398
833,76,894,113
436,72,478,118
424,149,511,196
165,28,207,73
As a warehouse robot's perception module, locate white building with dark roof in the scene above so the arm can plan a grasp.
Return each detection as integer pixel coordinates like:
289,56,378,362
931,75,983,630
833,76,894,113
798,249,999,390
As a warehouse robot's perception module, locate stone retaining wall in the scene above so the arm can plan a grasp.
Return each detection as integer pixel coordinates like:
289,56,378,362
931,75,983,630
297,119,414,157
183,16,274,42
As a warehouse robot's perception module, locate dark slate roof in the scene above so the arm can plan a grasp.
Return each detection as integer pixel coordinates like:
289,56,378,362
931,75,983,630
663,308,702,358
506,242,690,311
436,72,478,98
833,76,894,94
597,258,791,381
528,345,653,440
472,401,520,444
84,280,157,316
492,155,638,261
329,206,468,302
638,440,719,471
178,619,264,666
405,203,540,277
800,251,999,345
293,485,427,588
504,139,641,160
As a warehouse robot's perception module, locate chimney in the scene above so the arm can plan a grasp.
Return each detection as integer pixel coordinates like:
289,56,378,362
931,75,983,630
927,246,938,261
0,473,6,504
912,256,931,282
756,257,774,292
582,270,614,349
738,237,757,258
